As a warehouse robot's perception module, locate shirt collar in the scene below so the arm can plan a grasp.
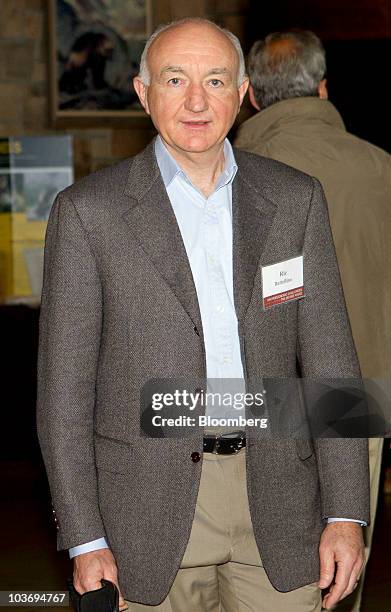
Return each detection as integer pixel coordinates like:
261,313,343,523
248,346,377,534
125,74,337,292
154,135,237,192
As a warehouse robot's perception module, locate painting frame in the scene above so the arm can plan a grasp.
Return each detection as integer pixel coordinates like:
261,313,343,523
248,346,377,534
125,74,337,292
48,0,155,126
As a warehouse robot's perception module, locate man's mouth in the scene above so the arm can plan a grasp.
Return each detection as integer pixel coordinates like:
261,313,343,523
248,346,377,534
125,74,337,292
181,120,211,128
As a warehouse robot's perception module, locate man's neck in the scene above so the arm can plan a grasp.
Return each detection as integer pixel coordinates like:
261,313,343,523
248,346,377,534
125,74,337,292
163,141,226,198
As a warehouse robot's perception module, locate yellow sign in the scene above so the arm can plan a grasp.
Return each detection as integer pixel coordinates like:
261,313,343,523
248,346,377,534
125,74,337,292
0,135,73,304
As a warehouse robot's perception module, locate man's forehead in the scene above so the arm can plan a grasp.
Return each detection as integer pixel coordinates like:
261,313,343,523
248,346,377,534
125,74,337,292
148,24,237,71
159,65,232,77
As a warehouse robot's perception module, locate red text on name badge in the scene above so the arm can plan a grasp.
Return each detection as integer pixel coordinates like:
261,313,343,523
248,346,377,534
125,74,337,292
263,285,304,309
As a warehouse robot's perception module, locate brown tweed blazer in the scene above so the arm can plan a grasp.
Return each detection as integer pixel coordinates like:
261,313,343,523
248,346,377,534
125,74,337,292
36,139,369,605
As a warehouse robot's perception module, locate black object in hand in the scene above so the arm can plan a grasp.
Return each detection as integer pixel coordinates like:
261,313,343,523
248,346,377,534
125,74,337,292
67,578,119,612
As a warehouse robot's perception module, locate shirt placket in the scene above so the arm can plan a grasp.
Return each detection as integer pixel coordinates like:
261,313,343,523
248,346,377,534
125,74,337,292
203,196,234,377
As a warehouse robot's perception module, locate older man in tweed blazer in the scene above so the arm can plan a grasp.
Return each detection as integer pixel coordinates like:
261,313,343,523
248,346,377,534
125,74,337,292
36,18,369,612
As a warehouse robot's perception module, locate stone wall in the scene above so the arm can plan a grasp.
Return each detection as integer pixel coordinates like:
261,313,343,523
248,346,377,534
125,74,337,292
0,0,249,179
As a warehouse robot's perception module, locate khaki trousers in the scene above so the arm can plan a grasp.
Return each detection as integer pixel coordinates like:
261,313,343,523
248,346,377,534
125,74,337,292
125,449,321,612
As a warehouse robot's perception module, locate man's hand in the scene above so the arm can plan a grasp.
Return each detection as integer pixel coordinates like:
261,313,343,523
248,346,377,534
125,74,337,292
73,548,128,611
319,522,365,610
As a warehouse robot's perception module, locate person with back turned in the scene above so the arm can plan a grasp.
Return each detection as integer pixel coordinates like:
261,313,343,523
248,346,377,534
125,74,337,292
235,29,391,611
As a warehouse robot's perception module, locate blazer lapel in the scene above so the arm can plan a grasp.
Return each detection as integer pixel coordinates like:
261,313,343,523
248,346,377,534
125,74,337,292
122,141,203,333
232,158,277,322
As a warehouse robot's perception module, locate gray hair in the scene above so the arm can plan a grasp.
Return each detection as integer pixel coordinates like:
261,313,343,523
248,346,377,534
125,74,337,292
248,30,326,109
139,17,246,87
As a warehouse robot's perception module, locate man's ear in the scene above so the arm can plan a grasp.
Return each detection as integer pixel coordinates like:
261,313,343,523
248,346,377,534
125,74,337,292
318,79,328,100
133,76,150,114
238,77,250,109
249,84,261,111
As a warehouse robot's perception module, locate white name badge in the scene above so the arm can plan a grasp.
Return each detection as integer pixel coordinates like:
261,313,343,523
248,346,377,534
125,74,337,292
262,255,304,309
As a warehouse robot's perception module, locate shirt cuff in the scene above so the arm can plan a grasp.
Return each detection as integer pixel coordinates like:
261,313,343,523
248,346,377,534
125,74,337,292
69,537,109,559
327,517,367,526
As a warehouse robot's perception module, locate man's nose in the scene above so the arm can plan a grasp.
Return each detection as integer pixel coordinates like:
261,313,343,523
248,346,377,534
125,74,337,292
184,84,209,113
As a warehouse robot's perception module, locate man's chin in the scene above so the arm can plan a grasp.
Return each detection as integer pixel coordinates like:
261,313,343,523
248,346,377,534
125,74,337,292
169,135,221,155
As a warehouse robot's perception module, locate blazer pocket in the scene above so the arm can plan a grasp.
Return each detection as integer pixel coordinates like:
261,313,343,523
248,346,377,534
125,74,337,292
295,439,314,461
94,432,132,474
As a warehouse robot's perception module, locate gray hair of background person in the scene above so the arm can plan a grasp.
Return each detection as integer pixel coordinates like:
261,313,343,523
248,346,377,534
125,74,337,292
138,17,247,87
248,30,326,109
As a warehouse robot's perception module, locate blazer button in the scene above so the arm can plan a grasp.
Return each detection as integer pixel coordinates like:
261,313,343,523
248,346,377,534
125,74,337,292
191,451,201,463
52,508,59,531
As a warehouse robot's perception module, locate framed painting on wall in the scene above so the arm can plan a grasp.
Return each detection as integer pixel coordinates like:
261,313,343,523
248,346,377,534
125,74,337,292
49,0,153,124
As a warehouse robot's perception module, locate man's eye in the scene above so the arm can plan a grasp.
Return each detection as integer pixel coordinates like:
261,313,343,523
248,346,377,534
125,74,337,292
209,79,223,87
168,78,181,86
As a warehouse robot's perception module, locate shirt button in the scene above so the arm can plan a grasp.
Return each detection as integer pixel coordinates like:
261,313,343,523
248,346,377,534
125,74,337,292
191,452,201,463
216,304,224,313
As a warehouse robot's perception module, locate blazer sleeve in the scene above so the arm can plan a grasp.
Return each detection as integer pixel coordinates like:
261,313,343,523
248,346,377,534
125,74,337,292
36,191,106,550
297,178,370,523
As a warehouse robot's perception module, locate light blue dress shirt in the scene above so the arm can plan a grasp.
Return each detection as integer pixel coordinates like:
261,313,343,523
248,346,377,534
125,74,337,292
155,135,247,422
69,136,364,559
156,135,243,383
